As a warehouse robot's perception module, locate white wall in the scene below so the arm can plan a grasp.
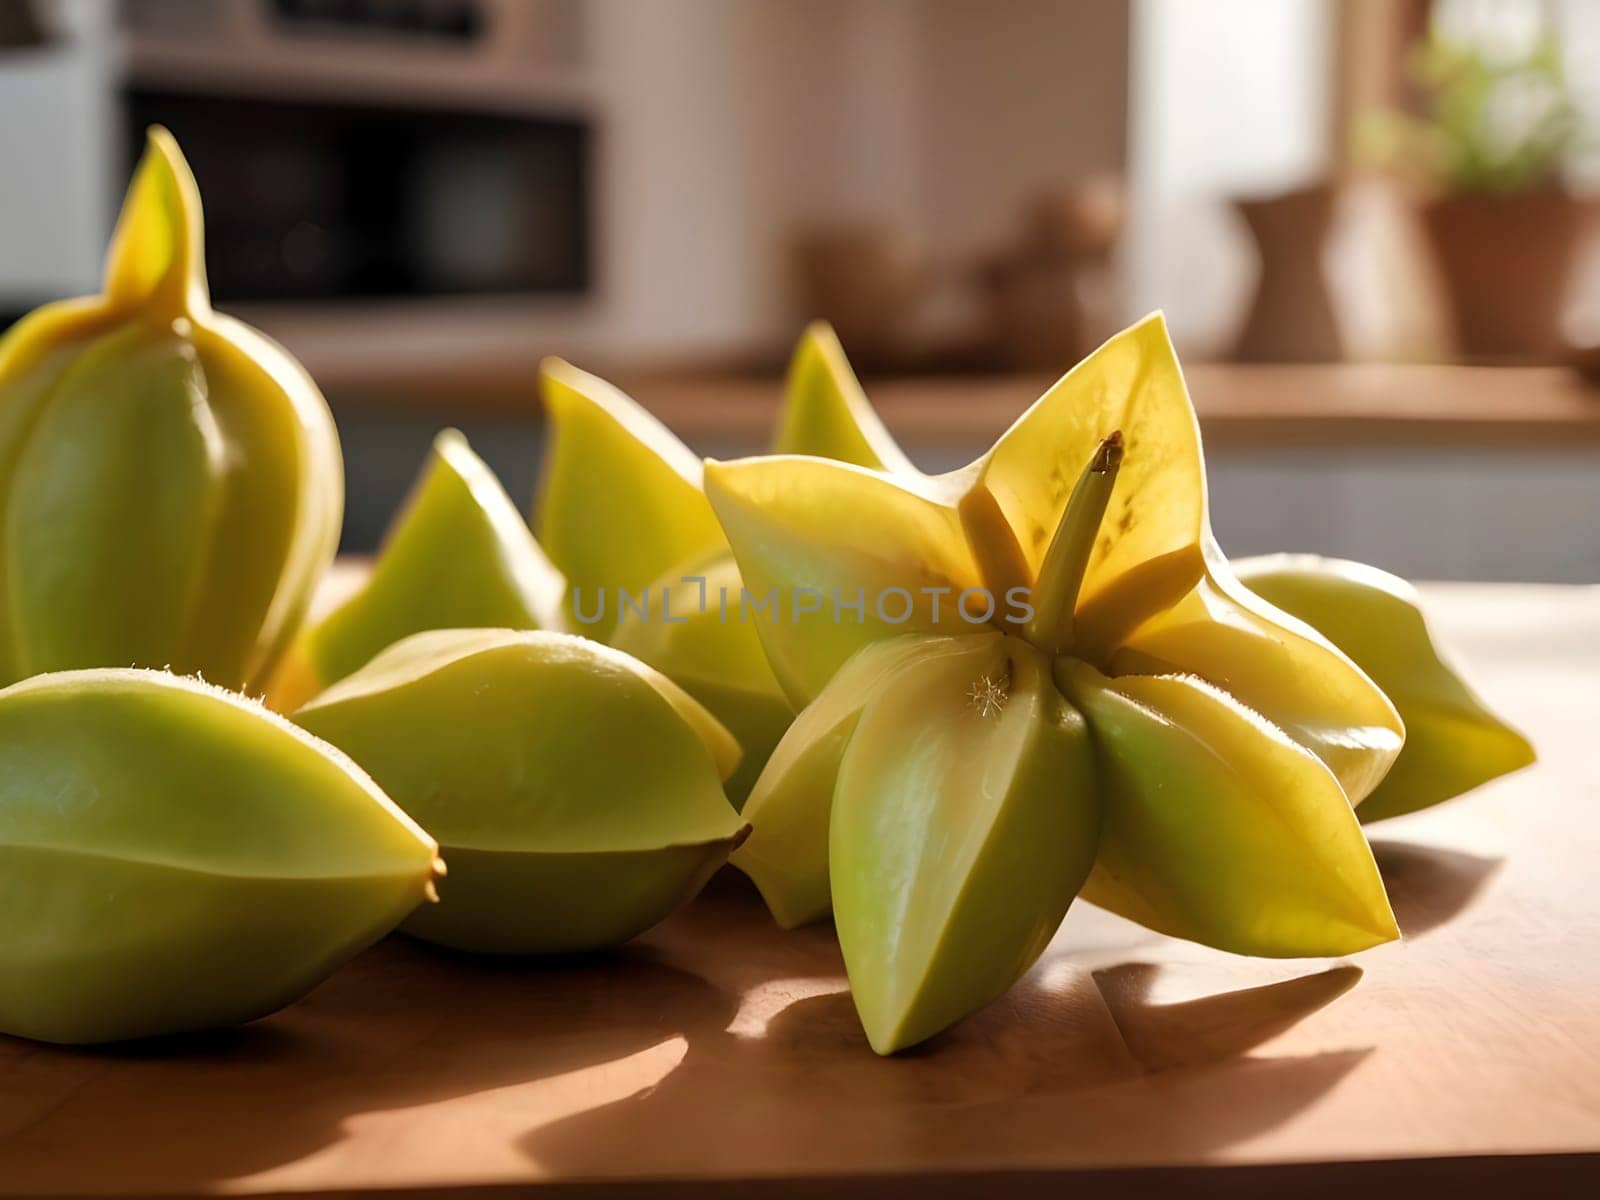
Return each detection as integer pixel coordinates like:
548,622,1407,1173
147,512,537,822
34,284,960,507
578,0,1131,360
0,0,115,303
1,1,1133,375
914,0,1129,259
577,0,931,360
1128,0,1336,354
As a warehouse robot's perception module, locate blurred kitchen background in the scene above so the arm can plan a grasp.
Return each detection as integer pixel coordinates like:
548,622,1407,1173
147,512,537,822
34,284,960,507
2,0,1598,580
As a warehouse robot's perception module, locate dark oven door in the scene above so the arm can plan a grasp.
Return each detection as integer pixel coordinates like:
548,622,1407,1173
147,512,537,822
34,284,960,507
124,90,592,303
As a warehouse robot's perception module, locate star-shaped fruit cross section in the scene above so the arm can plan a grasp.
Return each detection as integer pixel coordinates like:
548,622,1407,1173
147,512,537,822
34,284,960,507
704,314,1407,1054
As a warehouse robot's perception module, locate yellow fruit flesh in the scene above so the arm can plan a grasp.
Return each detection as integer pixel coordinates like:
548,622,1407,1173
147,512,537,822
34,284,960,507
1059,660,1398,957
537,359,725,641
611,554,792,808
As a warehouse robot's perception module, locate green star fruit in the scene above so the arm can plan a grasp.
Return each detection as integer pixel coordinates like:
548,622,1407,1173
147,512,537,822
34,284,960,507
0,668,440,1044
268,430,565,709
0,129,341,693
295,629,746,954
1235,554,1535,821
533,323,908,807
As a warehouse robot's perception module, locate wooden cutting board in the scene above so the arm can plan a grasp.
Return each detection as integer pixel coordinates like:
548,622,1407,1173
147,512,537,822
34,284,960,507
1,583,1596,1198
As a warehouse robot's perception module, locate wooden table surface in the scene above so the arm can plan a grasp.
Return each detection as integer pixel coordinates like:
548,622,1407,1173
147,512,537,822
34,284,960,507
1,584,1597,1198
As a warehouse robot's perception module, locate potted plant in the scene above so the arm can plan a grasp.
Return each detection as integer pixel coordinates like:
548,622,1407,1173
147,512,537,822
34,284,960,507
1365,25,1594,360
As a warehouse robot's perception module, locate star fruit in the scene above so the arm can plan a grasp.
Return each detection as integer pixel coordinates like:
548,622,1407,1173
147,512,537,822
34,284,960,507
726,342,1527,833
268,429,566,710
706,315,1405,1051
0,129,341,693
295,629,746,954
535,323,907,807
1235,554,1535,822
0,668,440,1044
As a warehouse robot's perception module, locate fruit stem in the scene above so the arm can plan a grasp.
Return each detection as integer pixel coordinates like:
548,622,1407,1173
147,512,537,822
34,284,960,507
1023,432,1124,655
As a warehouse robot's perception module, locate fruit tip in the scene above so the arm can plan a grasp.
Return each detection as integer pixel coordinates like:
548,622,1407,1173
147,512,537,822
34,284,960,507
537,358,594,415
422,855,448,903
1094,430,1125,473
801,317,838,343
700,457,732,490
1134,308,1170,334
1370,898,1402,948
1511,727,1538,769
139,125,198,190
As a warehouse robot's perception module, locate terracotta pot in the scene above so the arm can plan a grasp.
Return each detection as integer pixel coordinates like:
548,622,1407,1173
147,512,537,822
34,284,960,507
1420,190,1595,361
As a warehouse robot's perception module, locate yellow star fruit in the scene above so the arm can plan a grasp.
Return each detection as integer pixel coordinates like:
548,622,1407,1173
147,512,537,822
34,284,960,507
706,315,1405,1051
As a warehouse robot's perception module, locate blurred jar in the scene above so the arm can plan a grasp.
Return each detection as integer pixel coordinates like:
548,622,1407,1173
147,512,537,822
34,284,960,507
1233,183,1345,364
791,225,930,368
981,178,1125,370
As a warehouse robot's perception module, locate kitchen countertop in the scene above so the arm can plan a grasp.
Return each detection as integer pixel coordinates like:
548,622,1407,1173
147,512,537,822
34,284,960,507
1,582,1597,1198
337,361,1600,453
623,363,1600,452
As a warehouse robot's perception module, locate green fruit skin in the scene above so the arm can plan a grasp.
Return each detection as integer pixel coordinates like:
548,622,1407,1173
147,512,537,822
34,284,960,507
731,635,950,928
1059,659,1398,958
296,629,748,955
1235,554,1536,821
0,669,440,1045
670,677,794,813
0,315,340,695
830,635,1100,1054
0,133,341,695
538,331,908,810
536,360,725,643
282,430,566,703
401,843,734,954
611,554,794,811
